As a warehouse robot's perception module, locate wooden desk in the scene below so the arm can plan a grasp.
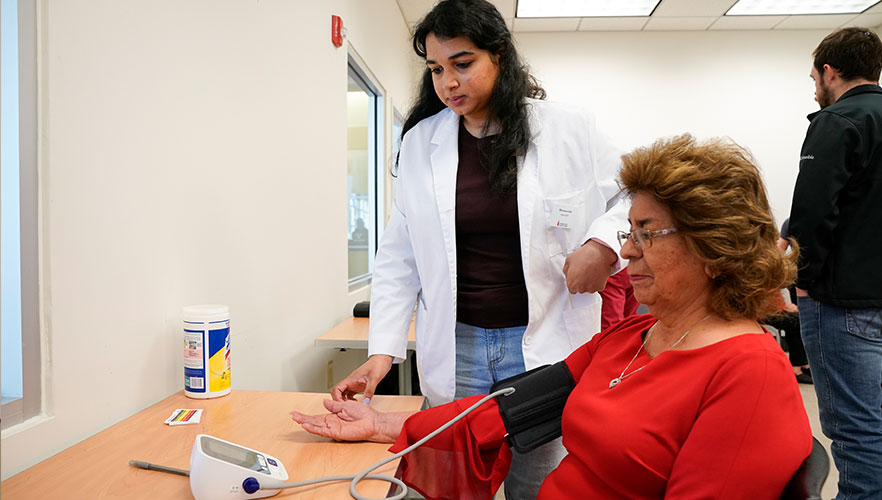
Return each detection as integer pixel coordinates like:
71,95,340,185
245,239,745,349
315,318,416,395
1,390,424,499
314,317,415,350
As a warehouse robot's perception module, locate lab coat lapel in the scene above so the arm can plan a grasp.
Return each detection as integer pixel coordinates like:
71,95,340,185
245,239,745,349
429,110,460,300
429,111,460,213
517,103,542,283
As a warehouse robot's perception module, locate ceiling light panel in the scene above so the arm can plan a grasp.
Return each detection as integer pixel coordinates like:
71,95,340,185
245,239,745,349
516,0,661,18
727,0,880,16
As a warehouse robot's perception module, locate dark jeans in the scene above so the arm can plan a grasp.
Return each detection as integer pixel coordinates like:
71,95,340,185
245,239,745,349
765,312,808,366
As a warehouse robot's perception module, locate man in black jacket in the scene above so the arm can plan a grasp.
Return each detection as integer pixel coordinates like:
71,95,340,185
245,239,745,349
789,27,882,500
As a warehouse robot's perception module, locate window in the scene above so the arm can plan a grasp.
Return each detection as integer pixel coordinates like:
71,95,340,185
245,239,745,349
346,55,384,287
2,0,41,430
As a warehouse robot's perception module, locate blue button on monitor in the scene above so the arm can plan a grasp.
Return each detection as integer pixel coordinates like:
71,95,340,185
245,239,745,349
267,458,277,467
242,477,260,494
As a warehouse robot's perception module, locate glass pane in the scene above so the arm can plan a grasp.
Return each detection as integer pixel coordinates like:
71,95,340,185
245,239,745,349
347,74,371,282
1,0,24,403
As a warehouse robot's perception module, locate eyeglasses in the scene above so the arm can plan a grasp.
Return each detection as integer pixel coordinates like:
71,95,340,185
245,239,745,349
617,227,678,249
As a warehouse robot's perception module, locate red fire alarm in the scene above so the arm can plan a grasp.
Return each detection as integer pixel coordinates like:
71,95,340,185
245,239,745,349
331,15,343,48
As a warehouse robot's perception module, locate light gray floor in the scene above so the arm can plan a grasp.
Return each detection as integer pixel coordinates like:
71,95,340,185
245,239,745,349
493,382,836,500
800,382,838,500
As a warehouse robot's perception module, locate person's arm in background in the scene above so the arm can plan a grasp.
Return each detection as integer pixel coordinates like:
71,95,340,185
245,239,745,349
564,112,629,294
774,237,799,313
776,237,790,252
598,270,638,330
332,137,422,402
789,113,859,296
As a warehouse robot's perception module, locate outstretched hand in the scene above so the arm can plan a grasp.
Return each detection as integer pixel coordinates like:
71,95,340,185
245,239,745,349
290,399,379,442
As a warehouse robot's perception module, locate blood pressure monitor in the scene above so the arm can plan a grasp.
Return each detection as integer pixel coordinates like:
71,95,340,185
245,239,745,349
189,434,289,500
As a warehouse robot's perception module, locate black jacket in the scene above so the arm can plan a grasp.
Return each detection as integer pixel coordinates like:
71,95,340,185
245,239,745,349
790,84,882,307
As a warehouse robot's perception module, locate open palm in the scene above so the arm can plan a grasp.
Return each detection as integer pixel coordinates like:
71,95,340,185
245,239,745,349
291,399,378,442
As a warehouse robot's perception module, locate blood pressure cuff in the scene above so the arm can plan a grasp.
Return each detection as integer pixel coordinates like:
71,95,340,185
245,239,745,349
490,361,575,454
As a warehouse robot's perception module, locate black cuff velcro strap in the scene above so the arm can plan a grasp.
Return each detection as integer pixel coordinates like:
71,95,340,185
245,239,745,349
491,361,575,454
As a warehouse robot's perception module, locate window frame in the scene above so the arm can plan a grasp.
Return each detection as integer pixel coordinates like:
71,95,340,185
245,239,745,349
1,0,42,431
345,50,385,290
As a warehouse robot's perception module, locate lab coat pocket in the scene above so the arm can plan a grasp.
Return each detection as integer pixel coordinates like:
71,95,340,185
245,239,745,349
562,293,601,350
544,192,587,257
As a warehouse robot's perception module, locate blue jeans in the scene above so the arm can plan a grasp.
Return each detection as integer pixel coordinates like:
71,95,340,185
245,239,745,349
454,322,566,500
798,296,882,499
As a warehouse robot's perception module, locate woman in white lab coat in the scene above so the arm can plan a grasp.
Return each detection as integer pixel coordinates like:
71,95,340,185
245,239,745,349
332,0,627,497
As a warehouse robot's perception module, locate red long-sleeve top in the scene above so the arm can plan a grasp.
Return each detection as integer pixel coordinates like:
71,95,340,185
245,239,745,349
390,314,812,499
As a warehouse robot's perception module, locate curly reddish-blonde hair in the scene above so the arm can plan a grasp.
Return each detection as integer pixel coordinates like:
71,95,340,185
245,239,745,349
619,134,797,320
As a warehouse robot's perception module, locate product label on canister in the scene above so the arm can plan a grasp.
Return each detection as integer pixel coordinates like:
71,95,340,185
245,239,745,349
184,324,230,394
184,333,206,391
207,327,231,392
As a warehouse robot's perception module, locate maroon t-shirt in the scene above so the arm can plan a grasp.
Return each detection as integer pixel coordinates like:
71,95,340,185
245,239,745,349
455,120,528,328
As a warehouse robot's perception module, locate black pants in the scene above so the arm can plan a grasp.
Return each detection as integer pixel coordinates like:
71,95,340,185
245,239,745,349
765,312,808,367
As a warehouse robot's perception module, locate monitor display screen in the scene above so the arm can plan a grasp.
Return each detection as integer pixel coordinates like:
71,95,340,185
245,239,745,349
201,436,267,473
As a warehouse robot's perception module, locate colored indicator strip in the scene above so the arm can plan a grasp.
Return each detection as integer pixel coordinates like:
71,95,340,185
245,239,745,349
173,410,195,422
165,409,203,425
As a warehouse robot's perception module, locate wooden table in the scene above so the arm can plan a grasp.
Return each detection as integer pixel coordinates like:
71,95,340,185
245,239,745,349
315,318,416,395
1,390,424,499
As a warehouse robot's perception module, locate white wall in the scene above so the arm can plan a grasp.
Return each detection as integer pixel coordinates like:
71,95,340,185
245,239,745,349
1,0,416,479
515,29,831,224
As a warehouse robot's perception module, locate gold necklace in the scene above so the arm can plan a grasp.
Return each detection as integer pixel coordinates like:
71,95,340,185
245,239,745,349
608,314,712,389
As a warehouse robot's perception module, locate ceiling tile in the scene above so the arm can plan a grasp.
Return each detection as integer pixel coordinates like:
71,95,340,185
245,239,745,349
490,0,516,19
398,0,514,26
396,0,438,24
516,0,660,18
845,12,882,27
774,14,859,29
653,0,737,17
512,17,581,32
708,15,786,29
643,16,717,30
577,17,651,31
866,1,882,13
728,0,880,16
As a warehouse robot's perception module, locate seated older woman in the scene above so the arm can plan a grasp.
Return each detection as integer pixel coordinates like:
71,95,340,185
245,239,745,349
291,134,812,499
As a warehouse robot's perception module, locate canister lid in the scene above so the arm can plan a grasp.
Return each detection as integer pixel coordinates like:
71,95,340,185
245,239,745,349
183,304,229,323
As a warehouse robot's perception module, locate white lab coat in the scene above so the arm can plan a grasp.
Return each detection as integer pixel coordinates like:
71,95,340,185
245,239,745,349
368,99,629,406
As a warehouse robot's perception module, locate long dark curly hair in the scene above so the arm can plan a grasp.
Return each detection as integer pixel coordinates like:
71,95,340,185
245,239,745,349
400,0,546,194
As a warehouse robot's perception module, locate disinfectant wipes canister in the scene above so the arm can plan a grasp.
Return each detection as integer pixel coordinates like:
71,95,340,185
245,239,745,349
183,305,231,399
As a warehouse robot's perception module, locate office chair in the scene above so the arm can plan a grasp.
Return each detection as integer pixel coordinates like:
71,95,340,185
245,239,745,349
780,436,830,500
